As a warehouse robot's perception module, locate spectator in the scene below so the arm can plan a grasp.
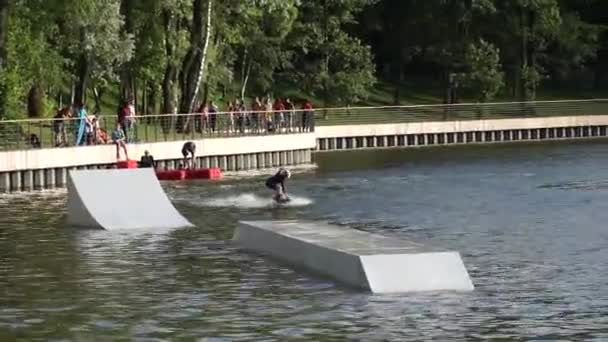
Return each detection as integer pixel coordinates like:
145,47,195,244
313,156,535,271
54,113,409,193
284,98,295,132
234,99,246,133
96,127,109,144
85,115,98,145
29,134,41,148
208,101,218,132
251,97,262,133
238,99,248,129
139,150,155,168
117,100,131,142
265,97,273,131
126,97,136,142
197,101,208,133
227,100,235,133
53,106,71,147
111,122,129,160
273,98,285,132
302,99,314,132
75,103,89,146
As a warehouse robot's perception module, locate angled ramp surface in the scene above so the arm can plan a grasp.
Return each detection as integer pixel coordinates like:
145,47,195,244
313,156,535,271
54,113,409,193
67,168,194,230
233,220,474,293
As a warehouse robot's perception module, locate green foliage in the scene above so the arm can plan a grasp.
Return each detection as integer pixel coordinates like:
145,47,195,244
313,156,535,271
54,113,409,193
0,2,64,118
286,0,376,104
64,0,134,83
459,39,505,102
0,0,607,118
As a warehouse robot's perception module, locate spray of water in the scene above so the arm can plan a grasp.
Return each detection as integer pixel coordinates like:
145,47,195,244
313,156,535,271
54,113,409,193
200,193,313,209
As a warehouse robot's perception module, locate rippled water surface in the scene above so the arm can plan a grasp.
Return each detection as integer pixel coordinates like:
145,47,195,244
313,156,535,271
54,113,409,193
2,141,608,341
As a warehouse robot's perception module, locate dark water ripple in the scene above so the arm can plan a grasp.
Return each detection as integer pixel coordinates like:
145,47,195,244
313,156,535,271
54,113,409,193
2,142,608,340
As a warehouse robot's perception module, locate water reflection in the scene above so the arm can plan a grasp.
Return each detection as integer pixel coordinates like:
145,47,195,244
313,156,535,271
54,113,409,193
1,142,608,339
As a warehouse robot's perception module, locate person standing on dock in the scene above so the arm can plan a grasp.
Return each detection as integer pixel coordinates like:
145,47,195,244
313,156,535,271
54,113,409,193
301,99,314,132
182,141,196,169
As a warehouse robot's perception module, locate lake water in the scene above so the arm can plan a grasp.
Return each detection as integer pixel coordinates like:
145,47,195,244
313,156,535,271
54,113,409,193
2,141,608,341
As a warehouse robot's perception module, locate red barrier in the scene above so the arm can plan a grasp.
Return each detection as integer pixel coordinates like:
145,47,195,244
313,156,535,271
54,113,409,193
155,168,222,181
156,170,187,181
185,167,222,180
116,159,138,169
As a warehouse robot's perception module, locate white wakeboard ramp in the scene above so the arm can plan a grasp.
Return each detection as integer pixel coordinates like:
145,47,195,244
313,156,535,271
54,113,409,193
67,168,194,230
233,220,474,293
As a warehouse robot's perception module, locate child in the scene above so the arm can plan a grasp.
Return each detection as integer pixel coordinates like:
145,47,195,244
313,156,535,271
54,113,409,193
111,123,129,160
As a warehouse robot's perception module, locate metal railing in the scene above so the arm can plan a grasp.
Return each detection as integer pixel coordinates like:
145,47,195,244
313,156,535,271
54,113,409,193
1,99,607,151
0,109,315,151
313,99,608,126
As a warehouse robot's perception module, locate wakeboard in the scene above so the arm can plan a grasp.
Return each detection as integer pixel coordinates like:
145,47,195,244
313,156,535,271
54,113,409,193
273,194,291,205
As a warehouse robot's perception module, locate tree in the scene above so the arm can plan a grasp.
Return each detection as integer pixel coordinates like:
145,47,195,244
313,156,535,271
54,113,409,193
0,0,65,118
228,1,298,99
492,0,562,100
287,0,376,109
61,0,134,107
128,0,167,114
177,0,212,115
552,0,605,88
0,0,8,117
459,38,505,104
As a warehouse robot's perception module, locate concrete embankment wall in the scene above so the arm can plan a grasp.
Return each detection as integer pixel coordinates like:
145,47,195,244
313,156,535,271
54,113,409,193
315,115,608,151
3,115,608,192
0,134,315,192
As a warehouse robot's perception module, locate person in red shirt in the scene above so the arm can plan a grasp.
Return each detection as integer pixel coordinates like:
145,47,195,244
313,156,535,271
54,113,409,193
272,98,285,132
301,99,314,132
117,100,131,141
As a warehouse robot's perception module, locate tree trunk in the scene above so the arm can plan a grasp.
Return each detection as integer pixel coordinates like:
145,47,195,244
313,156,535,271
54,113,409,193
93,87,103,114
70,82,75,106
119,0,135,103
163,68,176,113
74,53,90,107
162,8,177,115
0,0,10,117
177,0,203,114
132,77,137,111
0,0,7,68
393,86,400,106
392,61,402,105
518,5,528,102
202,81,209,107
142,81,147,116
527,10,537,101
322,0,329,119
148,83,157,114
27,83,44,118
185,0,213,114
240,50,252,101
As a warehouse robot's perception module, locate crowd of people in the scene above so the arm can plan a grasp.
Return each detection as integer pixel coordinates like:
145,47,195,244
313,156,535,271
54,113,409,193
24,96,306,202
51,102,114,148
43,96,315,159
192,97,315,134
